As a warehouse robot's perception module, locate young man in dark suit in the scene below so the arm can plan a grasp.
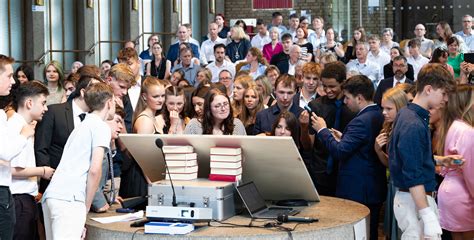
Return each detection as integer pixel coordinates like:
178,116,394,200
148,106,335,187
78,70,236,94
35,75,99,193
300,61,356,196
374,55,414,105
311,75,387,240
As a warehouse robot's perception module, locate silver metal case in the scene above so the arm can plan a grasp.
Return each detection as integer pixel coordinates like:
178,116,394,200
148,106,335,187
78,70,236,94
148,179,236,221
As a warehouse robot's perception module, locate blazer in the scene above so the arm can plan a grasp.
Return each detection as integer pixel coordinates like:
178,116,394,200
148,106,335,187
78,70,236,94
275,60,289,74
373,77,414,105
34,101,75,192
383,61,415,80
317,104,387,205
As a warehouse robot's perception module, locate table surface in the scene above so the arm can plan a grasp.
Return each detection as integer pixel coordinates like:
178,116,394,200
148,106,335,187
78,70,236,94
85,196,369,239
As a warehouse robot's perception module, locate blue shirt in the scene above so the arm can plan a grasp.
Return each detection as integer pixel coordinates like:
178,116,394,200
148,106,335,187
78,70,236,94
172,62,201,87
167,42,200,67
388,103,437,192
254,102,303,134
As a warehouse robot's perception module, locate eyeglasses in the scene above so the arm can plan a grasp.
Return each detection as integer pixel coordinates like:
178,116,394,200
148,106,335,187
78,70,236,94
219,77,232,80
213,101,230,110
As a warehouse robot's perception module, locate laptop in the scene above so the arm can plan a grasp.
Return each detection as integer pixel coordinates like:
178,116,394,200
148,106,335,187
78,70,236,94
236,182,299,219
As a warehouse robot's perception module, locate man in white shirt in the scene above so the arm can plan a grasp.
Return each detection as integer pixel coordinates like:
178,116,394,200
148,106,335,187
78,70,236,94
283,13,300,41
0,54,36,240
42,82,114,240
406,39,430,80
308,17,327,55
117,47,142,111
206,43,235,83
201,22,227,65
405,24,434,58
367,35,391,79
455,15,474,52
9,81,55,239
251,19,271,50
346,42,382,87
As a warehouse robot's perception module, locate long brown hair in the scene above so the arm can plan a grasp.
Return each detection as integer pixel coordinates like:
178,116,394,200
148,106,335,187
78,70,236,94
202,89,235,135
436,84,474,154
231,75,255,117
239,85,265,127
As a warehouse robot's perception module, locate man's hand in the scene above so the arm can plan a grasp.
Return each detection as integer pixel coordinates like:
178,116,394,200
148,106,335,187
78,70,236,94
419,207,442,238
330,128,343,142
310,112,327,131
299,111,310,127
42,167,55,180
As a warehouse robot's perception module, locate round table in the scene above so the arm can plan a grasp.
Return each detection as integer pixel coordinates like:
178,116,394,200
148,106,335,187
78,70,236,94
85,196,369,239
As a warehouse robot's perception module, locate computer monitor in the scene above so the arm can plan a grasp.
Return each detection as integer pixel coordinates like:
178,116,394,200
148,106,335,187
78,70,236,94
120,134,319,202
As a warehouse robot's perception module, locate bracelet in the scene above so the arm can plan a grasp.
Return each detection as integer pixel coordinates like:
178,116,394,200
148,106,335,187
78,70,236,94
42,167,45,177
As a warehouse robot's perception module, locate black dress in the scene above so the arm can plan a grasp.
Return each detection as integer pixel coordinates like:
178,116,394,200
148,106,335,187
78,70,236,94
218,26,230,39
149,57,167,79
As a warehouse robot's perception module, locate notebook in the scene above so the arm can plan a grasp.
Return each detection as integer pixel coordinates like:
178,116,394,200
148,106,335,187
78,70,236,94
236,181,299,219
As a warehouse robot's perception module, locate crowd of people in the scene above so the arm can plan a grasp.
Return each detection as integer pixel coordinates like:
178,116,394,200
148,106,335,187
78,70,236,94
0,11,474,240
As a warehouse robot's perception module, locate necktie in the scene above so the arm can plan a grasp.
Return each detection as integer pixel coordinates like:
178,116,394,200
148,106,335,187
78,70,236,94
327,99,343,174
79,113,86,122
106,150,116,204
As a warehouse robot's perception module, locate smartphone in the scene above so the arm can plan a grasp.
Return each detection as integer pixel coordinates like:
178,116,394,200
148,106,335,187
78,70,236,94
116,208,135,213
464,53,474,64
453,159,463,165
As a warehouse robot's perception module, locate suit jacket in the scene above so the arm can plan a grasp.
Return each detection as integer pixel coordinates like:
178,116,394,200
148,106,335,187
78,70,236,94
373,77,414,105
383,61,415,80
275,60,289,74
35,101,75,192
317,104,387,205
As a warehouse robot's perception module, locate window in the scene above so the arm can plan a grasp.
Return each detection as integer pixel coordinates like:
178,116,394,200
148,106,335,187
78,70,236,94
253,0,292,9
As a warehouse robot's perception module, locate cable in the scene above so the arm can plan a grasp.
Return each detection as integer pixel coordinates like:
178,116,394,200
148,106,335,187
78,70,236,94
130,228,144,240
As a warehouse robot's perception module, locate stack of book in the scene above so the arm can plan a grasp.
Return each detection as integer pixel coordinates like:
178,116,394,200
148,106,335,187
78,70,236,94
162,145,198,180
209,147,242,182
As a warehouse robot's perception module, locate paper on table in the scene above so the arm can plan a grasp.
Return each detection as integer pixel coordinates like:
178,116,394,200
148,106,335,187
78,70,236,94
91,210,144,224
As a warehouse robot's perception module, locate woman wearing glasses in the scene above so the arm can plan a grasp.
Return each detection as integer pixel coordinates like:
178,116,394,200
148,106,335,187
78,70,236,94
184,89,246,135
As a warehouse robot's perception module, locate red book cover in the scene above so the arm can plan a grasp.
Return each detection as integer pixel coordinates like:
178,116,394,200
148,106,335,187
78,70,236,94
208,174,241,182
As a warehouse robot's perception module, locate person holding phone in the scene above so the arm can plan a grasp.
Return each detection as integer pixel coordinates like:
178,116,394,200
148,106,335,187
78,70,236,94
435,85,474,239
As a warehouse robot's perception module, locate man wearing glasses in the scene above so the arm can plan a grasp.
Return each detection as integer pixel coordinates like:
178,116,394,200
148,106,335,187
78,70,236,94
405,24,433,58
455,15,473,52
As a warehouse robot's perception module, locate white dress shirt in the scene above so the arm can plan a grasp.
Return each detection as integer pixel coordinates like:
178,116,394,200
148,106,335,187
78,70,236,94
346,59,382,87
0,110,28,186
206,60,236,83
201,37,227,64
407,55,429,80
250,32,271,50
8,113,38,196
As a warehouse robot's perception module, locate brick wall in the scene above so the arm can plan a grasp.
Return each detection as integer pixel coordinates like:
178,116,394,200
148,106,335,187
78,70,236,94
224,0,396,40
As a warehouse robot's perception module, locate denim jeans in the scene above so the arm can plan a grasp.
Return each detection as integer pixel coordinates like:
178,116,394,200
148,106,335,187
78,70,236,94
0,186,15,240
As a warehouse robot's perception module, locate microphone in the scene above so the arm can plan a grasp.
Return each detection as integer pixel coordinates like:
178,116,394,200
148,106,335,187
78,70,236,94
277,214,318,223
155,138,177,207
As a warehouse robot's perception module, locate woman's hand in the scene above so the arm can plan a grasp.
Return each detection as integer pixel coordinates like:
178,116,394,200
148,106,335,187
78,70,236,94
374,132,388,150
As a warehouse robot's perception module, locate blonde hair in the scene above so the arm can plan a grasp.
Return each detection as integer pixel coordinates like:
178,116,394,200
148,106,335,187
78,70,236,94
132,76,166,129
231,26,249,41
381,88,409,135
109,63,135,86
232,75,255,117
